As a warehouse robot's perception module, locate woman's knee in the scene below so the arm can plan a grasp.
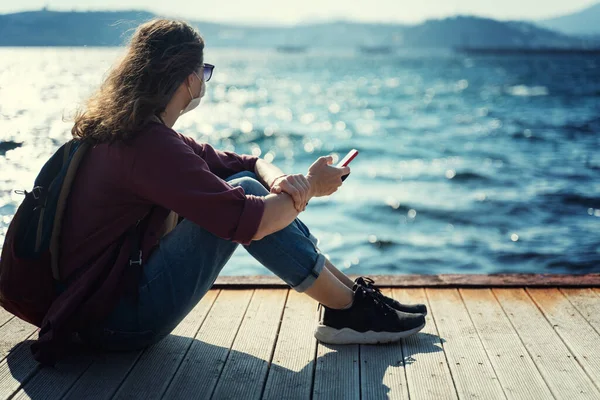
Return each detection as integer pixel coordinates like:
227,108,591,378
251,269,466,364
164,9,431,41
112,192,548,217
229,174,269,196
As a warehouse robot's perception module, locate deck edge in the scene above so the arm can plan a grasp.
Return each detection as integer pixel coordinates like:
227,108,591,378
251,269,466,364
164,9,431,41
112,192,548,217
214,273,600,288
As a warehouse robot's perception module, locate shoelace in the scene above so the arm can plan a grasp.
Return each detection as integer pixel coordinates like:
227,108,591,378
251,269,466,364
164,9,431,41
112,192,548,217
359,287,391,316
360,277,380,292
359,277,390,303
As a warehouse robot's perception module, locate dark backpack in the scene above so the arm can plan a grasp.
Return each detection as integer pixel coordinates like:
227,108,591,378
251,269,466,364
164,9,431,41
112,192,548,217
0,140,90,327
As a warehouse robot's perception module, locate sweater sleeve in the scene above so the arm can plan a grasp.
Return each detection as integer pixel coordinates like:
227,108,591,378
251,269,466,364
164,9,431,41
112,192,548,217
130,129,265,245
178,134,259,179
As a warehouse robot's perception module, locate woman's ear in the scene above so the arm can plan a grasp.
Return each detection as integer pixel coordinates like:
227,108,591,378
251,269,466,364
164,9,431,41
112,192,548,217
185,72,195,88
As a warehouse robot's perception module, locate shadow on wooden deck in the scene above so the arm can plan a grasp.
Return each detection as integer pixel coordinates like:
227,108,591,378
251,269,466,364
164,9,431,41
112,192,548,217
2,284,600,399
5,332,444,399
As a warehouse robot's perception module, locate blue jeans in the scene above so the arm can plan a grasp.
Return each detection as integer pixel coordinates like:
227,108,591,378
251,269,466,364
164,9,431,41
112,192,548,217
81,171,325,351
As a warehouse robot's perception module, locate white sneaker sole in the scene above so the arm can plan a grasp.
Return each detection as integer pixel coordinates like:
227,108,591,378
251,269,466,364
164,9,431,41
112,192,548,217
314,323,426,345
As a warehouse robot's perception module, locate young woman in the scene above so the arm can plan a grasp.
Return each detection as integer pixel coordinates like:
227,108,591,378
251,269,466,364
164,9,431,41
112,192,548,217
33,19,426,362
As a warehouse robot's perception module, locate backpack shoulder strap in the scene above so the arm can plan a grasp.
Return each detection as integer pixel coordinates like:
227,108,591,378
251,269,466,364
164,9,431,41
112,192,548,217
49,140,91,281
63,141,73,165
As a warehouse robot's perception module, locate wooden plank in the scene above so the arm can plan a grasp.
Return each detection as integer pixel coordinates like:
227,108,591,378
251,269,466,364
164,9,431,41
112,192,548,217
162,289,254,399
0,309,12,329
561,288,600,334
494,289,600,399
0,337,39,400
262,289,318,400
62,351,142,400
360,289,408,400
0,318,37,362
68,288,219,400
313,304,360,400
313,343,359,400
527,288,600,390
460,289,554,399
11,353,93,400
426,288,505,399
111,290,220,400
0,318,40,399
11,287,218,400
394,288,458,400
214,274,600,288
211,289,288,400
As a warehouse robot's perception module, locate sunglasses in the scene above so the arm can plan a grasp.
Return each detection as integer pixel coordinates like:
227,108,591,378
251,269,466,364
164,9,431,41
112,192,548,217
202,63,215,82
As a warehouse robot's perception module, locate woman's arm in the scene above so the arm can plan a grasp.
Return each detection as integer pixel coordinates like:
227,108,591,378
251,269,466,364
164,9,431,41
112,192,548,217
179,134,259,179
254,158,286,189
253,156,350,240
180,132,284,187
252,191,312,240
131,130,264,245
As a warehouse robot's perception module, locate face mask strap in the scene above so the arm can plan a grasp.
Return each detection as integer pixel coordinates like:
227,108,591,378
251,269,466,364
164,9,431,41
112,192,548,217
187,71,202,100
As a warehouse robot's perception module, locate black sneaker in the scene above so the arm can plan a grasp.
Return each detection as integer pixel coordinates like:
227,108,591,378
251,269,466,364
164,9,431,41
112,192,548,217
314,286,426,345
355,277,428,316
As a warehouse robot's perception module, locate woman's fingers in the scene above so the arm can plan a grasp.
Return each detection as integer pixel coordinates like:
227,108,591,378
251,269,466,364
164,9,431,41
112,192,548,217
317,155,333,165
282,180,302,211
288,176,304,211
275,174,314,212
297,176,310,208
291,174,310,211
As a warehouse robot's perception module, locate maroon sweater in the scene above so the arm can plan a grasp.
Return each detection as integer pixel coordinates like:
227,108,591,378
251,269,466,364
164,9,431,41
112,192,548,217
32,121,264,363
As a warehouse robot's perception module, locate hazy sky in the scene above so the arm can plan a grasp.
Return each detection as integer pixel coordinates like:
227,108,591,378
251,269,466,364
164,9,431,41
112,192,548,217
1,0,596,24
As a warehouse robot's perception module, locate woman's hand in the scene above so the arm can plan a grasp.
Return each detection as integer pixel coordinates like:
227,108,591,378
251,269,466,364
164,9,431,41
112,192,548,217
270,174,312,212
306,156,350,197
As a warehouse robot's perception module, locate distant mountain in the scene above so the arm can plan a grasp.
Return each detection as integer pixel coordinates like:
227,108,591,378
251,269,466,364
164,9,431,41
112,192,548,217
0,9,595,48
401,16,582,48
537,2,600,36
0,10,155,46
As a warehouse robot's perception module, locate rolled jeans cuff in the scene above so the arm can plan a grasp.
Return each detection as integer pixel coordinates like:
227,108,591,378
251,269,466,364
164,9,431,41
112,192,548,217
291,252,326,293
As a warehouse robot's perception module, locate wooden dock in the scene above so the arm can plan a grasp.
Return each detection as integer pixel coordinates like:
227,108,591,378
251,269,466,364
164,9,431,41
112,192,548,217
1,275,600,399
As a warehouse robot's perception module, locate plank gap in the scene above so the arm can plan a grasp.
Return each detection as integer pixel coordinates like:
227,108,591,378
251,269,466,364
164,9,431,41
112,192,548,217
457,289,509,400
0,316,14,331
391,290,411,400
489,288,557,399
107,289,220,400
59,359,96,399
208,289,255,400
258,288,290,400
0,332,42,400
525,288,600,394
559,288,600,338
104,351,145,400
423,289,460,399
309,305,322,400
159,289,222,399
163,289,253,399
494,288,599,398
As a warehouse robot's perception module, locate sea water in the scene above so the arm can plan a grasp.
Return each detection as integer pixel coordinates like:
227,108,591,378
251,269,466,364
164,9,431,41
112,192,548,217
0,47,598,275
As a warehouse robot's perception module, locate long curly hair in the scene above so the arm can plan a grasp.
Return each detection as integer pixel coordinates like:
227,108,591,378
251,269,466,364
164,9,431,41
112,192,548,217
72,19,204,143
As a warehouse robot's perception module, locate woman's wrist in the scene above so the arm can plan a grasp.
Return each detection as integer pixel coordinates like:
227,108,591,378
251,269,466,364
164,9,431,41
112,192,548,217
254,159,287,189
306,174,318,198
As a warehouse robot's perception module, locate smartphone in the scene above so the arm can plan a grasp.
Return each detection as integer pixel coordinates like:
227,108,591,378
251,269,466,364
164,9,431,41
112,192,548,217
337,149,359,181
